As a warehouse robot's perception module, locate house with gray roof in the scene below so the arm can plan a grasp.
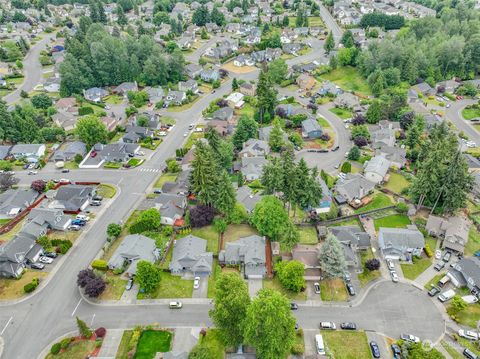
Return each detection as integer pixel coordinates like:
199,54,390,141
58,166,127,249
94,143,140,163
0,236,43,278
166,90,187,106
219,235,266,279
144,87,164,103
50,185,95,212
330,226,371,268
169,235,213,276
10,144,46,163
301,119,323,139
426,215,470,254
211,107,233,121
376,145,406,169
108,234,160,276
258,126,288,142
310,178,332,214
21,208,71,240
412,82,433,96
200,68,220,83
334,92,359,109
236,186,262,213
0,188,38,219
178,80,198,94
83,87,108,103
239,139,270,158
113,81,138,96
240,156,268,181
0,145,11,160
447,257,480,292
53,142,86,162
378,226,425,260
334,173,375,204
154,193,187,226
185,63,202,79
370,121,399,148
364,155,390,184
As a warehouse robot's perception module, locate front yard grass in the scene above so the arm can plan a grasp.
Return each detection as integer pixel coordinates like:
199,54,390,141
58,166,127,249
116,330,134,359
329,107,352,119
322,330,370,359
384,172,410,194
441,340,464,359
46,339,97,359
400,257,432,280
298,226,318,244
354,192,394,214
0,219,24,243
357,249,380,287
98,273,127,300
462,107,480,120
454,334,480,356
223,224,258,244
137,271,193,299
134,330,172,357
449,303,480,328
424,273,445,290
263,276,307,300
154,173,177,189
127,158,143,167
0,270,47,300
97,184,117,198
374,214,411,230
191,329,225,359
320,66,372,96
465,226,480,256
320,278,348,301
192,225,219,254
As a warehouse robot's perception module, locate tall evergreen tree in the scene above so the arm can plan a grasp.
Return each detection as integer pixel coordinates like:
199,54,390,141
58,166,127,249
261,158,284,195
232,115,258,150
324,32,335,54
256,70,278,123
318,233,347,278
268,120,284,152
214,170,236,215
189,142,219,206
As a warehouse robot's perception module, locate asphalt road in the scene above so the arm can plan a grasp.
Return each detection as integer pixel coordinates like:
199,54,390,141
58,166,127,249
317,2,343,43
445,99,479,143
2,32,57,104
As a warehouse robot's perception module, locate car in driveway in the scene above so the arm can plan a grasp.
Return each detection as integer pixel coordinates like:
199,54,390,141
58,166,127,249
458,330,479,341
390,270,399,282
443,251,452,262
31,262,45,270
346,282,356,296
90,200,101,206
69,224,81,231
290,302,298,310
435,250,442,259
314,282,320,294
28,170,37,175
39,256,53,264
400,334,420,343
44,252,58,258
126,279,134,291
464,348,479,359
386,259,395,270
370,341,380,358
391,343,401,358
319,322,336,330
428,286,441,297
340,322,356,330
434,261,446,271
193,277,200,289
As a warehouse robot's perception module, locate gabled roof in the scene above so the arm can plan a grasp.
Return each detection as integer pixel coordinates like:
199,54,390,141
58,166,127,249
334,173,375,202
0,188,38,216
108,234,158,275
364,155,390,178
236,186,262,212
378,226,425,250
330,226,371,248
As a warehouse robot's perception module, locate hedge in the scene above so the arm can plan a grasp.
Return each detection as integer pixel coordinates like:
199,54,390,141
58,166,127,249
24,277,39,293
51,239,72,254
60,337,72,350
424,244,433,258
91,259,108,270
50,343,61,355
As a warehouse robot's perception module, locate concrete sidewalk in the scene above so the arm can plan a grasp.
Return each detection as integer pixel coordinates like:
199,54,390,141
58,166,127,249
97,329,124,358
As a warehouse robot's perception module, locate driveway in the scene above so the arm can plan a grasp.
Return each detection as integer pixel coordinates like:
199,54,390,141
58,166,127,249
192,277,208,298
303,329,323,359
366,332,391,359
248,279,263,298
306,281,320,300
168,327,201,356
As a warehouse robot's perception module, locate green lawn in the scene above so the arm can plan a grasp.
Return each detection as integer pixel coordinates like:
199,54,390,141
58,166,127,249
137,271,193,299
449,303,480,328
97,184,117,198
223,224,258,244
384,172,410,193
116,330,134,359
441,340,464,359
99,273,127,300
236,103,255,118
153,173,177,189
192,225,219,254
322,331,370,359
288,16,324,27
318,117,331,128
454,334,480,356
127,158,143,167
424,273,445,290
298,226,318,244
320,66,372,96
190,329,225,359
46,340,96,359
355,193,394,214
134,330,172,358
104,94,124,104
374,214,411,230
465,226,480,256
400,257,432,280
329,218,361,227
357,249,380,287
263,277,307,300
462,107,480,120
329,107,353,119
320,278,348,301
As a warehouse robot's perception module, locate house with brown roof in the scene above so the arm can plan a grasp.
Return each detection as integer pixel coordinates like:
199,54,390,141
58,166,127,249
296,74,316,91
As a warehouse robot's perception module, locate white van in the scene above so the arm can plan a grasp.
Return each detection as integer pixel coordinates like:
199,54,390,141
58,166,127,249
462,295,479,304
76,214,90,222
315,334,325,355
438,289,455,302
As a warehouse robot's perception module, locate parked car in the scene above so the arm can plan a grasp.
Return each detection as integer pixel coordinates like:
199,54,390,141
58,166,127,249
332,146,340,152
370,341,381,358
183,132,189,137
464,348,479,359
314,282,321,294
438,275,451,287
428,286,441,297
169,301,183,309
126,279,134,291
194,277,200,289
69,224,81,231
386,259,395,270
340,322,356,330
39,256,53,264
153,189,162,194
435,250,442,259
391,343,402,358
90,200,102,206
438,289,455,302
343,272,351,282
390,270,399,283
434,261,446,271
346,282,356,296
443,251,452,262
290,302,298,310
31,262,45,270
28,170,37,175
76,215,90,221
319,322,336,330
462,295,479,304
61,169,70,173
71,219,86,226
458,330,479,341
400,334,420,343
44,252,58,258
93,195,103,201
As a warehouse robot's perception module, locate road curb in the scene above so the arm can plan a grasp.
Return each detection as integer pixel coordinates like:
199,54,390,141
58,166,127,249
35,331,77,359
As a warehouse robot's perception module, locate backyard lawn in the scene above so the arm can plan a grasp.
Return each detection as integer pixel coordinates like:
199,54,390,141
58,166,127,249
137,271,193,299
192,225,219,254
374,214,411,230
384,172,410,194
223,224,258,244
322,331,370,359
465,227,480,256
263,277,307,300
357,249,380,287
320,66,371,96
400,257,432,280
154,173,177,189
320,278,348,301
298,226,318,244
45,339,97,359
134,330,172,358
329,107,353,119
462,107,480,120
355,192,394,214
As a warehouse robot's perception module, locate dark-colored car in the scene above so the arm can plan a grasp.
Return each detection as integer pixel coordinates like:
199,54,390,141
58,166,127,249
434,261,446,271
391,344,402,358
346,282,356,296
93,195,103,201
290,302,298,310
443,251,452,262
428,286,441,297
332,146,340,152
44,252,58,259
61,169,70,173
31,262,45,270
340,322,357,330
71,219,86,226
126,279,134,291
370,341,381,358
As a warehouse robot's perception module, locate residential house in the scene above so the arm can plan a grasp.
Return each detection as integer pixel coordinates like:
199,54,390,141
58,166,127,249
219,235,267,279
185,63,202,79
55,97,77,112
364,155,390,184
0,236,43,278
95,143,140,162
44,76,61,93
412,82,434,96
10,144,46,163
250,48,282,63
101,116,119,132
144,87,164,103
200,68,220,83
178,80,198,94
370,121,400,148
296,74,316,91
204,45,233,61
447,257,480,292
226,92,245,108
258,125,288,142
107,234,160,276
437,79,460,94
334,173,375,204
239,139,270,157
301,119,323,139
294,27,309,37
166,91,187,106
0,62,12,76
378,226,425,260
154,193,187,226
376,145,406,169
233,54,254,67
334,92,359,109
211,107,234,122
50,185,95,212
240,156,268,181
113,82,138,96
83,87,108,103
52,111,77,131
426,215,470,254
292,244,321,279
169,235,213,276
0,188,38,219
207,120,233,136
177,37,193,50
310,178,332,214
330,226,371,268
161,169,190,195
23,208,72,238
0,146,11,160
292,62,318,74
236,186,262,213
317,81,343,97
282,43,303,55
239,82,256,96
205,22,219,33
53,141,87,162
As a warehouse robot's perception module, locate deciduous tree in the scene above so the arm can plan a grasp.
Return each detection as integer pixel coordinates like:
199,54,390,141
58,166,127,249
136,260,161,293
75,116,108,148
275,260,305,292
